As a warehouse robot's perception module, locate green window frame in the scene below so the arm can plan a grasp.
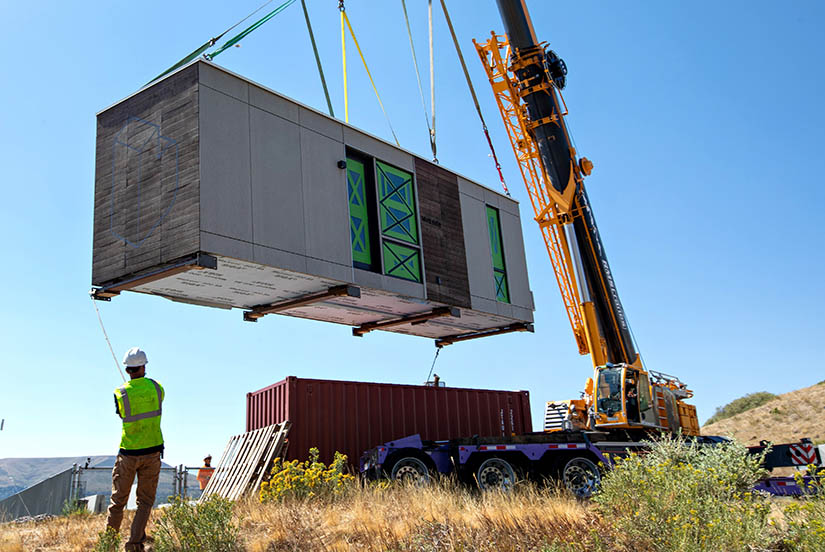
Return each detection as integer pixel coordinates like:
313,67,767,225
376,161,421,283
486,206,509,303
377,161,419,245
382,241,421,282
347,157,373,269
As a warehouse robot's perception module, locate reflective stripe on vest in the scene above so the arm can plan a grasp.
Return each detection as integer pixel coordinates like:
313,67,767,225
118,379,163,422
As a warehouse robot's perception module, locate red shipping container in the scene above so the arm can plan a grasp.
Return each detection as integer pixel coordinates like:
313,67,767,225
246,376,532,467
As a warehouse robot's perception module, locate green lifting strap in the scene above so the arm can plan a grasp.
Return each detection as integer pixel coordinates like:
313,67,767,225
146,0,284,86
147,39,217,86
206,0,297,60
301,0,334,117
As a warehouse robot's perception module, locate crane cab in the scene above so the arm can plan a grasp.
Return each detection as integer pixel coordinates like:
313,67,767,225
593,364,659,429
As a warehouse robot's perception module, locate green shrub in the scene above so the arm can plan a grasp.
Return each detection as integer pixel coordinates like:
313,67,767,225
594,434,772,551
61,499,91,519
259,447,355,502
704,391,777,425
153,495,240,552
782,467,825,552
94,527,121,552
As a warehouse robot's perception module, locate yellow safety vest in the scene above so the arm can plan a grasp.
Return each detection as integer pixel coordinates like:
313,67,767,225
114,377,164,451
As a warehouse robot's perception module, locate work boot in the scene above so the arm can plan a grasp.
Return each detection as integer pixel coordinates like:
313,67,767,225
124,544,144,552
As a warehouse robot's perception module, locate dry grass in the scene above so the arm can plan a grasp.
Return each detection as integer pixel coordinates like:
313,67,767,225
0,483,610,552
240,481,607,551
0,511,131,552
702,381,825,445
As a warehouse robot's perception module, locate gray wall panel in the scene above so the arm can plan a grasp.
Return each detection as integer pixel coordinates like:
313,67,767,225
499,210,532,310
200,63,249,103
353,268,383,289
299,107,343,142
344,127,414,171
460,192,496,304
383,276,426,299
250,106,305,255
199,85,252,241
253,244,308,274
306,258,353,283
201,231,253,261
457,176,485,202
249,85,299,123
512,305,534,323
499,195,520,217
300,128,350,267
470,295,499,315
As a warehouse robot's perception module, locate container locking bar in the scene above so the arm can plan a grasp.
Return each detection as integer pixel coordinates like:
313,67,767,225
90,253,218,301
353,306,461,337
244,284,361,322
435,322,534,348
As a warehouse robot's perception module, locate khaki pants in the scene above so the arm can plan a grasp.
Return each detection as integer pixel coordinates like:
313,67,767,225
106,452,161,550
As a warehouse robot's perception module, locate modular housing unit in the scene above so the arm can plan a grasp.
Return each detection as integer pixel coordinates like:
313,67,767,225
92,60,533,343
246,376,532,466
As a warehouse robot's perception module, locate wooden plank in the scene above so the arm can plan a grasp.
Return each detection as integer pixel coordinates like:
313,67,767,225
216,433,251,499
223,426,267,500
231,425,275,500
199,422,291,501
201,434,237,499
251,421,292,495
201,435,233,498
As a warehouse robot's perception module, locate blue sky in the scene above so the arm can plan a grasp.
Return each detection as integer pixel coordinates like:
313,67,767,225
1,0,823,466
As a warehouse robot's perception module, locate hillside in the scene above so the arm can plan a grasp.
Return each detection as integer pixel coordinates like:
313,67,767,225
702,381,825,445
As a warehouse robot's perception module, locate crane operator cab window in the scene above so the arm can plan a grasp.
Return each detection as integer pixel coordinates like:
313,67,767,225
596,366,623,417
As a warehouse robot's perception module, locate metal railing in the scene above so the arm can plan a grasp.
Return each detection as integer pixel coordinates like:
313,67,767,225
68,464,212,507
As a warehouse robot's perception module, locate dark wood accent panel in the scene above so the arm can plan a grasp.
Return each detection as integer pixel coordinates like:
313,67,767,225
415,158,471,308
92,64,200,286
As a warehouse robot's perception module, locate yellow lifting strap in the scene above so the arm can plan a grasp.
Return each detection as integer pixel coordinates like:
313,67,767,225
340,7,348,122
339,3,400,146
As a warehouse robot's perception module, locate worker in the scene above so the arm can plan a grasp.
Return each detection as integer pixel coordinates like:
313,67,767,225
625,379,639,422
105,347,165,552
197,455,215,491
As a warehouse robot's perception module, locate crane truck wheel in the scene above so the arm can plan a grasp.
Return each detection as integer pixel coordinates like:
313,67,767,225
476,457,517,492
561,456,601,498
388,455,431,485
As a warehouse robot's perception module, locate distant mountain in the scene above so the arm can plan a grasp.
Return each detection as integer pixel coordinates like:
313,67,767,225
0,485,25,501
702,381,825,445
0,456,173,500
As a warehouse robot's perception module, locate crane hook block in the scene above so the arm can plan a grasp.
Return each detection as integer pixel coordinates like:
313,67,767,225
579,157,594,176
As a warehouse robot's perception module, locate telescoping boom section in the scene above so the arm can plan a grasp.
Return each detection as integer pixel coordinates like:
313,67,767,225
474,0,699,435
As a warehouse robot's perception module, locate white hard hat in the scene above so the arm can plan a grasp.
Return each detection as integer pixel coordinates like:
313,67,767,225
122,347,148,367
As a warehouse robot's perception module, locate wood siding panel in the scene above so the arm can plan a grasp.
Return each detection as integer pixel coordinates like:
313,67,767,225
92,64,200,285
414,158,471,308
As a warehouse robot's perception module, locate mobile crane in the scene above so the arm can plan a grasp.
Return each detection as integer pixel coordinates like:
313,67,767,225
359,0,821,497
474,1,699,439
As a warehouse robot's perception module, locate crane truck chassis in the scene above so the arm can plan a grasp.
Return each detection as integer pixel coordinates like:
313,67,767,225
360,433,822,498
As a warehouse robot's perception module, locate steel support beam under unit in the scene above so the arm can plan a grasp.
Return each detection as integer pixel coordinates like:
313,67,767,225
244,284,361,322
353,306,461,337
90,253,218,301
435,322,534,348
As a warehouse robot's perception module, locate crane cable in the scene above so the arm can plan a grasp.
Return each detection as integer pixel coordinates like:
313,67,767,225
301,0,334,117
438,0,510,196
401,0,437,163
425,347,441,385
339,1,400,146
90,296,127,383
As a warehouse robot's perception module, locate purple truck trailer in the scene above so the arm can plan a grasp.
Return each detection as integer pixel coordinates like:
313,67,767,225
360,433,822,498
